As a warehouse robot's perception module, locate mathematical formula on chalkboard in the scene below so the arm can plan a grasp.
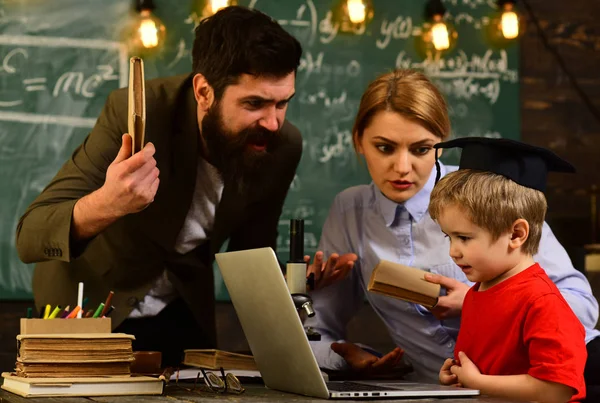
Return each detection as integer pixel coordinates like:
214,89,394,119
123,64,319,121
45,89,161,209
0,0,519,299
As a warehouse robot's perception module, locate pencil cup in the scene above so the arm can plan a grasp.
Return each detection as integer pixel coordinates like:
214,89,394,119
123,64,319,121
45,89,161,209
20,318,111,335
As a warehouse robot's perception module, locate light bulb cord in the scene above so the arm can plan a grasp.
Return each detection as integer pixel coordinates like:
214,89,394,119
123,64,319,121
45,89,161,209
520,0,600,124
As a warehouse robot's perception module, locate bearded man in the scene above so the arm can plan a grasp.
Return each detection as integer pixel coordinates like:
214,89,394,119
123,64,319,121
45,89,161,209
16,6,303,366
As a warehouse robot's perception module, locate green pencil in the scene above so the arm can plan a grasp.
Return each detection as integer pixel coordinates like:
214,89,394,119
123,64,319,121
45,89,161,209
92,303,105,318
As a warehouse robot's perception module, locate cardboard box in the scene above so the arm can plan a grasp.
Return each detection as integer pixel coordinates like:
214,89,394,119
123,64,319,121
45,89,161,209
20,318,111,335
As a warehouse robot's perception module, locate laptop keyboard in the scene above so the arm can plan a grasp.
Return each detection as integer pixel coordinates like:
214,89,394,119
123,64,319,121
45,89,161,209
326,381,399,392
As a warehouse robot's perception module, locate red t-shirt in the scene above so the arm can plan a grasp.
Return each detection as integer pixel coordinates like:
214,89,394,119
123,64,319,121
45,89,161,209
455,263,586,402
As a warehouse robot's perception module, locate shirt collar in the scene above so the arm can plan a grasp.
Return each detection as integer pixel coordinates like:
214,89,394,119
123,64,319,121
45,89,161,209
374,162,449,227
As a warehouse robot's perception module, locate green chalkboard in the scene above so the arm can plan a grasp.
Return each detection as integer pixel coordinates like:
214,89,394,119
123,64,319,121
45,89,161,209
0,0,519,300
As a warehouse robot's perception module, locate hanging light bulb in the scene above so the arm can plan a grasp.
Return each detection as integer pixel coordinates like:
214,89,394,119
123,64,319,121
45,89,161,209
416,0,458,57
500,4,519,39
334,0,374,34
347,0,366,24
125,0,166,54
485,0,523,47
431,15,450,50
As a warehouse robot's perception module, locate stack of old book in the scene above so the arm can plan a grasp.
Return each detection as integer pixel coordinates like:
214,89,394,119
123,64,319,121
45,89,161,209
15,333,135,378
2,332,163,397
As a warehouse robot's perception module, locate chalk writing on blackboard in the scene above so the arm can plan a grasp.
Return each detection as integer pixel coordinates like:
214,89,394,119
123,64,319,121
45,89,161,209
0,35,127,128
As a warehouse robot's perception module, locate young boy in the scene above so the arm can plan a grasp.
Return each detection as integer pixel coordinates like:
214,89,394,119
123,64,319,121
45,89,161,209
429,137,587,402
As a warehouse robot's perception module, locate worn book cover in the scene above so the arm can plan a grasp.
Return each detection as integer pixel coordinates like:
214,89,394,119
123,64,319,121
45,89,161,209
1,372,163,397
17,333,134,363
183,349,258,371
367,260,441,308
15,333,134,378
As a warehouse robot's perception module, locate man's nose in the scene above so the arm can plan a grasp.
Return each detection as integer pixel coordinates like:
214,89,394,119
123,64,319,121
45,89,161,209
258,107,280,132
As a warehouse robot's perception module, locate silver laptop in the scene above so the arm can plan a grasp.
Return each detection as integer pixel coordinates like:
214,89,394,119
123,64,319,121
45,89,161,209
215,247,480,399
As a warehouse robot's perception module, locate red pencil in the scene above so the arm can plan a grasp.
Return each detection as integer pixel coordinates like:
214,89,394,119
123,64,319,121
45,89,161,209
100,291,114,317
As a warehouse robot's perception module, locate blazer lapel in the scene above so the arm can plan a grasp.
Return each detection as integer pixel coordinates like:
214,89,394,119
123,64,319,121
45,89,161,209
138,77,199,252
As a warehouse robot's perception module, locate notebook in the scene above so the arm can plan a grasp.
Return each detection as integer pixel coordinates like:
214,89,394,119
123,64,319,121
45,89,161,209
215,247,480,399
1,372,163,397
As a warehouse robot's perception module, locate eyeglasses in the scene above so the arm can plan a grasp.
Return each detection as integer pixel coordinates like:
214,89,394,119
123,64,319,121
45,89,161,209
174,367,245,395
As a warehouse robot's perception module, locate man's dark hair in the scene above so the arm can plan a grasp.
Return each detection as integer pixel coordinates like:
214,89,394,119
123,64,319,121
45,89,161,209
192,6,303,99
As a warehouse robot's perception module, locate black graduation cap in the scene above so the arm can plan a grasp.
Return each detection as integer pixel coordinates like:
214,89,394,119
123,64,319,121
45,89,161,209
434,137,575,192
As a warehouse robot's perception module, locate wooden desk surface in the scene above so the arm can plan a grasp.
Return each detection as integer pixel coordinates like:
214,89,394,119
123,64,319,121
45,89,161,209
0,383,519,403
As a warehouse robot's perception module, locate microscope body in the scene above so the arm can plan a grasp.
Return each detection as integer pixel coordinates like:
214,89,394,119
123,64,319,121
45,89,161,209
286,219,321,341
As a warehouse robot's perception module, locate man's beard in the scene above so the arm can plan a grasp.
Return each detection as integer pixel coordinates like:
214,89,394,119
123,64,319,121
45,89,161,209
200,103,280,194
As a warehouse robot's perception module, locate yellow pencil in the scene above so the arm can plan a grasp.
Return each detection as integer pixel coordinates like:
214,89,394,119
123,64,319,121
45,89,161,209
48,305,62,319
43,304,51,319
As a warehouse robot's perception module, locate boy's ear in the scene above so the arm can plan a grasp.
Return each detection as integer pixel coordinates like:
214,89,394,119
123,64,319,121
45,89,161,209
192,73,215,111
509,219,529,250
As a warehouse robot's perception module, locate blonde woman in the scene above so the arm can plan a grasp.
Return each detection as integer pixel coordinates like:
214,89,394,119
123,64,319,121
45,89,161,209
305,70,600,392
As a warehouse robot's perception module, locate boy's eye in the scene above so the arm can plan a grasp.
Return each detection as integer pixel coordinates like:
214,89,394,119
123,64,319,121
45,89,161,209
458,236,470,242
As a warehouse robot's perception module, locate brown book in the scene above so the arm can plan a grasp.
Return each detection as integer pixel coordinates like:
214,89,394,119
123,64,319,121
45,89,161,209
15,333,135,378
17,333,134,363
367,260,441,308
15,362,131,378
1,372,163,397
183,349,258,371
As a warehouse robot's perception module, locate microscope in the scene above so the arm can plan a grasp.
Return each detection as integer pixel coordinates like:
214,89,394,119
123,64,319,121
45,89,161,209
286,219,321,341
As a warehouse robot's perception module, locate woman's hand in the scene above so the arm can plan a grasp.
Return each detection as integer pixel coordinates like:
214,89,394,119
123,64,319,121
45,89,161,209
304,251,357,290
331,342,404,374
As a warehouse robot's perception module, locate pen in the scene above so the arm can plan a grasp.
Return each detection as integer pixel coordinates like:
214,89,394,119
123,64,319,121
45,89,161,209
92,303,105,318
26,307,32,319
61,305,71,318
82,297,89,309
77,282,84,318
102,305,115,318
48,305,62,319
100,291,114,317
85,310,94,318
43,304,51,319
66,306,81,319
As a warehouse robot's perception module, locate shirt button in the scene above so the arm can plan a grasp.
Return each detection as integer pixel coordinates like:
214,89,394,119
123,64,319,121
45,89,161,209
447,342,454,348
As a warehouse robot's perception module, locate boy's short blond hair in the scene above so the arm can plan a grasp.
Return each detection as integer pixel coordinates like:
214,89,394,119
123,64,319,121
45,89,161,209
429,169,547,255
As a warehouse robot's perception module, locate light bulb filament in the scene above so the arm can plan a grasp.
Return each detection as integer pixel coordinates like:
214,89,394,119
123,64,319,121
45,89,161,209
138,18,159,48
347,0,366,24
431,21,450,50
501,10,519,39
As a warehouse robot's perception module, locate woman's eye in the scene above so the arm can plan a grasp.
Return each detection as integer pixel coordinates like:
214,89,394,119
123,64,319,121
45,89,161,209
376,144,393,154
413,147,431,155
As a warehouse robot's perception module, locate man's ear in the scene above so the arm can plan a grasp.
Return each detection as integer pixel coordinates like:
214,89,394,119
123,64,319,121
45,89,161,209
192,73,214,111
508,219,529,250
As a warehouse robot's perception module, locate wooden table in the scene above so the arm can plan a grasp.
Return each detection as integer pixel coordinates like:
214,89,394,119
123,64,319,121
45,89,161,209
0,383,520,402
